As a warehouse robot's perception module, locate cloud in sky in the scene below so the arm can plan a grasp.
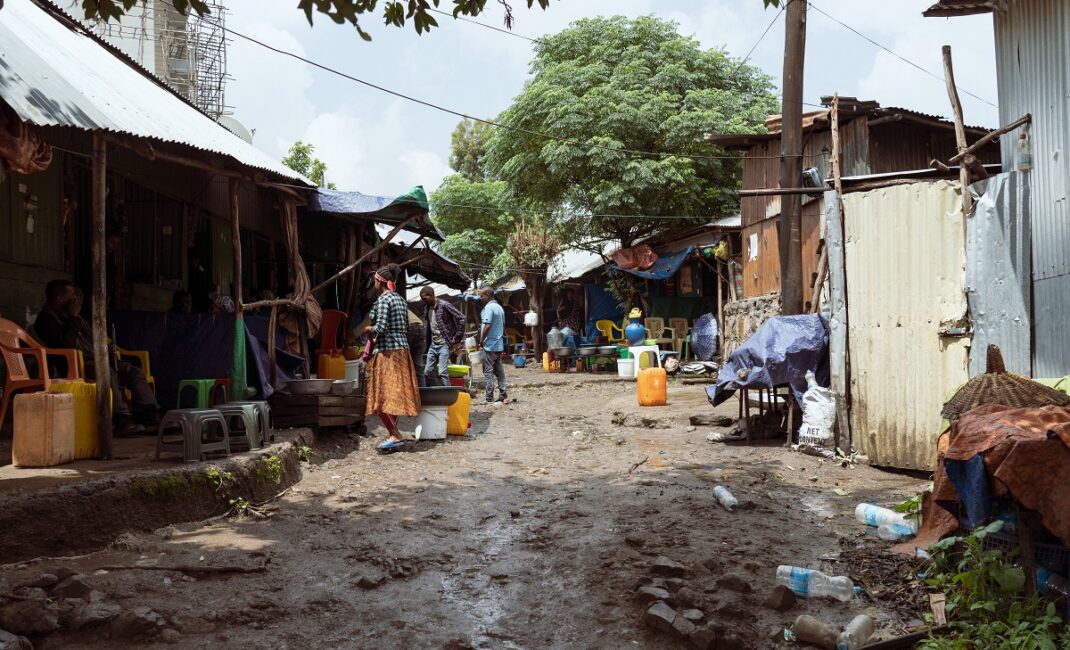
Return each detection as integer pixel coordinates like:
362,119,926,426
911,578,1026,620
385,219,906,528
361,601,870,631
222,0,999,197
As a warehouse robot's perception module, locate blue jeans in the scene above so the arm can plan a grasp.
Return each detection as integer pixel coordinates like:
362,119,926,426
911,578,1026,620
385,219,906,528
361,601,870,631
482,350,507,401
424,340,450,386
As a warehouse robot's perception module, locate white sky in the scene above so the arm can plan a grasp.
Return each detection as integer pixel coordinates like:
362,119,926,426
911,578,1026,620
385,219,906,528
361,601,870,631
223,0,999,197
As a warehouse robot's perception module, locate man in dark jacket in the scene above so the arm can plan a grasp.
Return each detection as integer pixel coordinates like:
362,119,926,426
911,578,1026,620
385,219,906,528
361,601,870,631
34,280,159,435
419,287,466,386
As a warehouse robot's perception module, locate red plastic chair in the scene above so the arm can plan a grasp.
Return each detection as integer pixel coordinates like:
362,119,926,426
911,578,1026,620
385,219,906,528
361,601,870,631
0,318,80,429
317,309,348,356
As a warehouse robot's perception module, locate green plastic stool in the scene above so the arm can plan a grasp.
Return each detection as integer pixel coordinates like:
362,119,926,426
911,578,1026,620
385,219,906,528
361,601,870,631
177,379,229,409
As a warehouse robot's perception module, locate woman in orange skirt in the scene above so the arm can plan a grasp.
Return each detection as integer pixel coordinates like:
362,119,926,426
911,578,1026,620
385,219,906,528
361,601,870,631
362,263,421,447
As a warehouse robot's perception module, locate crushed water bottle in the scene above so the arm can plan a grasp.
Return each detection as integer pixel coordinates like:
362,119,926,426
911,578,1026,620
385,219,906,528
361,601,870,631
776,565,856,601
1036,566,1069,602
713,485,737,511
836,614,875,650
877,523,916,541
855,503,918,532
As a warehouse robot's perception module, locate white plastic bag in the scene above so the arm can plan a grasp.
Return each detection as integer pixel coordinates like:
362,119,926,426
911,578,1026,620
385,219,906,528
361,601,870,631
524,310,539,327
799,370,835,445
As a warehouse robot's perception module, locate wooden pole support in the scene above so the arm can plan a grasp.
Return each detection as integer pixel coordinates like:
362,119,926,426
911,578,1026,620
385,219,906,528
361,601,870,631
91,135,113,459
778,0,808,316
948,114,1032,164
942,45,972,215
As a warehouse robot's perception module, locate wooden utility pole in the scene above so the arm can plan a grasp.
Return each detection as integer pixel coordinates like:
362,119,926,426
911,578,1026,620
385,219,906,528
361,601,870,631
942,45,972,216
778,0,807,315
229,178,247,400
90,135,113,458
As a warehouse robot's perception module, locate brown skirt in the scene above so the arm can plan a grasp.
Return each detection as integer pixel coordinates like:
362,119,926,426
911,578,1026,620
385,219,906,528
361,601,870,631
366,349,421,417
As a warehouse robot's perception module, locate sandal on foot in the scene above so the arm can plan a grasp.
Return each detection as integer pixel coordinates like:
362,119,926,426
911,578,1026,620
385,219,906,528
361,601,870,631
376,440,407,454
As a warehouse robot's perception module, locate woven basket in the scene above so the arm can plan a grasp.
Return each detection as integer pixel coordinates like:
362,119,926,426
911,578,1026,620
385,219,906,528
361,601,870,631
941,345,1070,420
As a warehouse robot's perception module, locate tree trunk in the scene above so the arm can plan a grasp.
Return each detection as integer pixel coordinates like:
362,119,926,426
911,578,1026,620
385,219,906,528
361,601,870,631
521,269,548,358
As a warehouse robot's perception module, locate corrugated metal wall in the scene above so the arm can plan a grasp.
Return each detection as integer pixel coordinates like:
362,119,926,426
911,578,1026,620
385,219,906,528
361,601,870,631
995,0,1070,376
843,181,969,470
966,172,1032,376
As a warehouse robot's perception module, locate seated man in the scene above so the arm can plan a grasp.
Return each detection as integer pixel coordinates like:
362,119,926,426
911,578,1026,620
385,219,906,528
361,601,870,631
34,280,160,436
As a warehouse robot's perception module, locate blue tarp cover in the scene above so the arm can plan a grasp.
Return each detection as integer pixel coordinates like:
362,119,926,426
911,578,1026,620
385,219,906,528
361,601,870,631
308,186,443,240
706,314,830,407
614,246,694,280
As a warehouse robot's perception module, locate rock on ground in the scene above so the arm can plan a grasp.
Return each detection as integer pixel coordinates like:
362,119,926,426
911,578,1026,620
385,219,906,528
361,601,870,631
0,629,33,650
0,600,59,637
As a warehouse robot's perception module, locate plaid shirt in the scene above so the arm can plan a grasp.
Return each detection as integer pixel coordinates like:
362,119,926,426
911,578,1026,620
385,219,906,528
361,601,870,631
369,291,410,355
424,298,466,347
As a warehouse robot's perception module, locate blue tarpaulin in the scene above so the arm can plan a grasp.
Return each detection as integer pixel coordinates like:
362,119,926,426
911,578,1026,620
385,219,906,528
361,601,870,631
613,247,694,280
706,314,830,407
307,186,444,240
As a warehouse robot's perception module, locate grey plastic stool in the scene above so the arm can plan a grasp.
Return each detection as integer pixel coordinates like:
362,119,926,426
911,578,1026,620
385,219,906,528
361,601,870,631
155,408,230,462
231,400,273,443
217,403,262,451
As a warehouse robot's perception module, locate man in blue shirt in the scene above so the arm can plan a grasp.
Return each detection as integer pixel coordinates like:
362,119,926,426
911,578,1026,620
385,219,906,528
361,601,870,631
477,287,509,404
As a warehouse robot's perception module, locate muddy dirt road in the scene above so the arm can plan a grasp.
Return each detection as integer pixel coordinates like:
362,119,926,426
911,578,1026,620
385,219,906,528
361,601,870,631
6,370,929,648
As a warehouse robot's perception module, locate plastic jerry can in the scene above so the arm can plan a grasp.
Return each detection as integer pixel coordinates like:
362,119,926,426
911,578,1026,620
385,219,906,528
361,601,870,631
447,391,472,436
317,352,346,380
49,380,111,459
13,392,75,467
637,367,667,406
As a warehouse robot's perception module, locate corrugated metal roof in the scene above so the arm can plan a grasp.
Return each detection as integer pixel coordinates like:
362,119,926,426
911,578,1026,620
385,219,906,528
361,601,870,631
923,0,1005,17
0,0,310,184
966,172,1032,376
843,180,969,470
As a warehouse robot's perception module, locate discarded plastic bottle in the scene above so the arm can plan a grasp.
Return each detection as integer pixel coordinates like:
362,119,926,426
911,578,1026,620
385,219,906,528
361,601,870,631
713,485,738,511
855,503,918,532
836,614,875,650
1017,131,1033,171
877,523,916,541
793,615,838,649
776,565,856,601
1036,566,1069,601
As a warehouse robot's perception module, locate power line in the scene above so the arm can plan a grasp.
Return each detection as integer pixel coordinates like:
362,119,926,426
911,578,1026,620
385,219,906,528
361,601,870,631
426,7,536,42
185,10,813,162
733,1,787,75
807,0,997,108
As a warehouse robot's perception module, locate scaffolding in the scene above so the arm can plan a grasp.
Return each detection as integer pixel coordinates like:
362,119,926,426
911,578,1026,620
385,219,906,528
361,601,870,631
77,0,230,119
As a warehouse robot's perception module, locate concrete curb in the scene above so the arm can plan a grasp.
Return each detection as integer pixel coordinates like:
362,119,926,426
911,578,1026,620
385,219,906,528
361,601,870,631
0,434,310,564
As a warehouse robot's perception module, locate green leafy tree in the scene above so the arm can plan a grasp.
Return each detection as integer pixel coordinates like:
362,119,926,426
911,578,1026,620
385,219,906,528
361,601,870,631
484,15,779,249
449,118,494,182
281,140,337,189
429,174,515,283
71,0,552,42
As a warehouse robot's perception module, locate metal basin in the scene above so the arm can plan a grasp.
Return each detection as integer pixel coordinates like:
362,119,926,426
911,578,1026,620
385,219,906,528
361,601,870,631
598,346,619,355
577,346,599,356
550,347,574,358
287,379,333,395
330,379,358,396
419,386,461,407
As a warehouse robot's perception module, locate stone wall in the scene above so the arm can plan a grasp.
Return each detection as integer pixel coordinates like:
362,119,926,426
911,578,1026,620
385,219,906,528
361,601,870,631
722,292,781,356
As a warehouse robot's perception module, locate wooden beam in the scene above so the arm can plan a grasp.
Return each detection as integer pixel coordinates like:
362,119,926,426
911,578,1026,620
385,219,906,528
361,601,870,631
948,113,1032,163
929,158,952,173
91,135,113,459
942,45,973,215
739,187,825,197
310,215,419,293
810,93,842,314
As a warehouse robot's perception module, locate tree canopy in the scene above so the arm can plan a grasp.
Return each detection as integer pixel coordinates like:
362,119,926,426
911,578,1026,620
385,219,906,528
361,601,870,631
282,140,337,189
429,174,516,283
73,0,552,42
484,15,779,248
449,119,494,182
